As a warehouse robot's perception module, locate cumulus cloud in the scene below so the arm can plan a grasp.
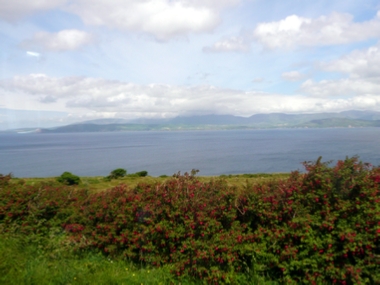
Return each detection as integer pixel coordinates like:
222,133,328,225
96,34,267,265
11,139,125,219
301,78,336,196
24,30,93,51
207,10,380,52
301,43,380,97
282,71,305,81
253,11,380,49
321,43,380,79
67,0,240,40
1,0,239,40
0,0,65,21
2,74,380,118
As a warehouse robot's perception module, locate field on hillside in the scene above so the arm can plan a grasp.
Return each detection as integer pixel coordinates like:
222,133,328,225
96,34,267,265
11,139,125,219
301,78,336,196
16,172,290,193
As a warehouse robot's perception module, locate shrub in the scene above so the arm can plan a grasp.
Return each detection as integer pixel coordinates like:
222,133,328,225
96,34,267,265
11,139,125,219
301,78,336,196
1,158,379,284
135,170,148,177
57,172,81,185
0,173,12,188
108,168,127,179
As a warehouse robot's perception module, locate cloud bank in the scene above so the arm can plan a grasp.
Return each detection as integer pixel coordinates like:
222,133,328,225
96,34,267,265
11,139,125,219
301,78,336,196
2,73,380,119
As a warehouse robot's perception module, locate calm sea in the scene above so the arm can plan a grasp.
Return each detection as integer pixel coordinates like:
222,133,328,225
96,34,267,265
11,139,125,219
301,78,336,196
1,128,380,178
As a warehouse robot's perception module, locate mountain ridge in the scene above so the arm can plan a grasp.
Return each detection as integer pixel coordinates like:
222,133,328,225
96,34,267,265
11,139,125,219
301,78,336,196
4,110,380,133
39,110,380,133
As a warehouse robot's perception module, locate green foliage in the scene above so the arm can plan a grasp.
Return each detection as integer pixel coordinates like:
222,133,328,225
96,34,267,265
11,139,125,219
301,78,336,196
57,172,81,185
135,170,148,177
108,168,127,179
0,173,12,188
126,174,139,178
1,157,380,284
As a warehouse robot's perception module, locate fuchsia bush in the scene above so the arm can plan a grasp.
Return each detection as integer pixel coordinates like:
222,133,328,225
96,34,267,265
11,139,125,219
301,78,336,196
238,157,380,284
0,157,379,284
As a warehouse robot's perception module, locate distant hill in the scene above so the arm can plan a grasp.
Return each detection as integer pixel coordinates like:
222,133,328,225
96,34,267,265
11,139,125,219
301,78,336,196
80,118,131,125
40,123,163,133
338,110,380,120
296,118,380,128
33,110,380,133
136,110,380,126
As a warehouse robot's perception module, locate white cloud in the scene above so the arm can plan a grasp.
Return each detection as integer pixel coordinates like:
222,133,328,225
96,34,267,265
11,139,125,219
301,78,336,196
203,36,249,52
67,0,240,40
282,71,305,81
301,43,380,97
0,0,66,21
254,11,380,49
25,30,93,51
26,51,41,57
185,0,240,10
301,78,380,97
2,74,380,118
207,10,380,52
321,43,380,79
0,0,239,40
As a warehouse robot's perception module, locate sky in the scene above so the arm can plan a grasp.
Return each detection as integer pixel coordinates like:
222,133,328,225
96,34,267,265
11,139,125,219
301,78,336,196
1,0,380,129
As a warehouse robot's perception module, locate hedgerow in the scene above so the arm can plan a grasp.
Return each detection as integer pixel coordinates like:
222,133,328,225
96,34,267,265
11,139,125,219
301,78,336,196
0,157,379,284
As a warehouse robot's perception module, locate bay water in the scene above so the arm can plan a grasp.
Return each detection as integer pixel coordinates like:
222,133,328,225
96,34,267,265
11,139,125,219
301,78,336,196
1,128,380,178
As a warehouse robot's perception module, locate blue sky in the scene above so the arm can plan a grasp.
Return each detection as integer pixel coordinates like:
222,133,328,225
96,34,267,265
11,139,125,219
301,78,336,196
1,0,380,129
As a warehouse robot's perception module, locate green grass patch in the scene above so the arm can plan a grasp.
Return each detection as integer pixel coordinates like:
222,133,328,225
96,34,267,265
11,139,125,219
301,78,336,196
0,234,276,285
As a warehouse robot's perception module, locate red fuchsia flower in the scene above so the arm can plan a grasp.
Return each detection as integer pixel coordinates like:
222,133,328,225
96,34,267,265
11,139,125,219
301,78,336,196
371,175,380,183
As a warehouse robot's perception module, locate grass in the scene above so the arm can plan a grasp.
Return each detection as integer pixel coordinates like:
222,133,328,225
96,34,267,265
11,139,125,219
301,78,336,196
0,234,178,285
0,233,278,285
14,173,290,194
